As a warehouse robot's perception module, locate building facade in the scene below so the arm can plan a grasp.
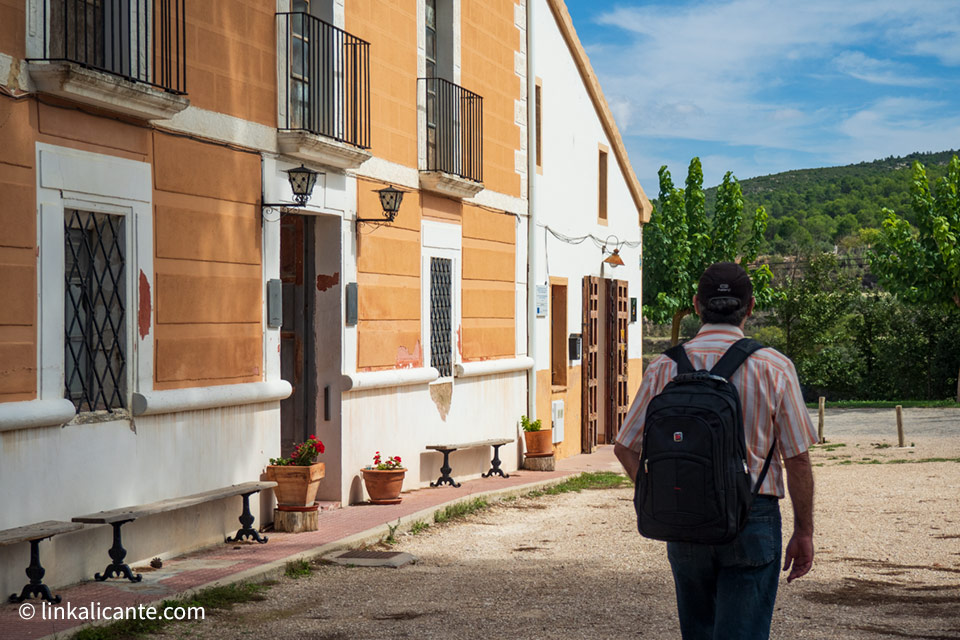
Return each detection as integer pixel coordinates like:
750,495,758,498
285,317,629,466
0,0,648,595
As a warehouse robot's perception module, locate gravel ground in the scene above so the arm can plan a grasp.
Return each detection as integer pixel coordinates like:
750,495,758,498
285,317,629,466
153,411,960,640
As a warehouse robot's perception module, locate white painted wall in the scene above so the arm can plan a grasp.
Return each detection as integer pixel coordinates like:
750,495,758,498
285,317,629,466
340,370,526,503
530,0,645,378
0,404,279,597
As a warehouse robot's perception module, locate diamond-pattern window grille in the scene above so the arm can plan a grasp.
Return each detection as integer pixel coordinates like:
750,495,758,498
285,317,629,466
430,257,452,378
64,209,127,412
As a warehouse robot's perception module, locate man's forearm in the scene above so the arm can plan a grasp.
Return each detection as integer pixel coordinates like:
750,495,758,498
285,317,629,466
614,442,641,483
784,451,814,534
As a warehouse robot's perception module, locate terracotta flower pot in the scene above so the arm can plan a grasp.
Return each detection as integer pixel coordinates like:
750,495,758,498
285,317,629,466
266,462,325,507
523,429,554,457
361,468,407,504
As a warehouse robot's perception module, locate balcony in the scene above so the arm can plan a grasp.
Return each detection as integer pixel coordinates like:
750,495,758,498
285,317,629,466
277,12,371,170
419,77,483,199
27,0,189,121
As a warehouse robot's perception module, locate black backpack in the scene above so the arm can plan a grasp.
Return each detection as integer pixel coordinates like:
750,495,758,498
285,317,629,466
633,338,777,545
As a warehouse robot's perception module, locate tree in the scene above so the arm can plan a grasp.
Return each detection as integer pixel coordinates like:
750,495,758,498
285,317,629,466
870,155,960,401
643,158,775,345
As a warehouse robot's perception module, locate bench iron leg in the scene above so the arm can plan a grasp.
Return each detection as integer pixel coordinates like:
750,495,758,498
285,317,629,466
8,538,62,604
430,448,461,487
95,520,142,582
226,491,268,544
482,444,510,478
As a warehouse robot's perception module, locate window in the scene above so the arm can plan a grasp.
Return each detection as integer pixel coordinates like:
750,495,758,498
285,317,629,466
64,209,127,412
550,284,567,386
425,0,438,164
429,257,453,377
598,147,608,222
535,81,542,171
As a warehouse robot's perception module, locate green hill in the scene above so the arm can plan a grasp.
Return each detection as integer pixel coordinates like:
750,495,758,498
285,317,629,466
702,149,958,254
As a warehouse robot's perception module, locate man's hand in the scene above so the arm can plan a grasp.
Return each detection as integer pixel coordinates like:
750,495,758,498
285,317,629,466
783,532,813,582
783,450,815,583
614,442,641,483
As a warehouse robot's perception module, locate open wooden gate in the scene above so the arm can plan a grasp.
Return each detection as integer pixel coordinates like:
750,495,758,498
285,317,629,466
606,279,629,443
581,276,600,453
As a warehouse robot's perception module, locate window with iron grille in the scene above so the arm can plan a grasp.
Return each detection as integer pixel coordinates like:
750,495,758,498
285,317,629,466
429,256,452,377
64,209,127,412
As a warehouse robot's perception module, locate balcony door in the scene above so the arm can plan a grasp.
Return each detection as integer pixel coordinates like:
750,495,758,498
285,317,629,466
289,0,339,136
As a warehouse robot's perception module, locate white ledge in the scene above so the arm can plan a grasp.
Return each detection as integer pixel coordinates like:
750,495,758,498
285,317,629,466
0,399,77,433
277,130,372,170
419,171,484,199
29,61,189,121
455,357,535,379
132,381,293,416
342,367,439,392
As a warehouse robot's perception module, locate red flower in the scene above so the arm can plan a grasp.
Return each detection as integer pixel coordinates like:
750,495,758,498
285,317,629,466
309,434,317,440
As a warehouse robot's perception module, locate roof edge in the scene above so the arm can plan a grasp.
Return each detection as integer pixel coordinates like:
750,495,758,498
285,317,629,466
544,0,652,224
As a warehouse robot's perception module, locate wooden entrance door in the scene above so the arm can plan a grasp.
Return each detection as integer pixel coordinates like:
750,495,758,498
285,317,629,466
280,215,313,456
581,276,600,453
606,279,629,443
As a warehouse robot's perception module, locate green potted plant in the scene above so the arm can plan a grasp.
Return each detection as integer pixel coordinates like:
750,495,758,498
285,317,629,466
521,415,553,457
265,435,326,507
361,452,406,504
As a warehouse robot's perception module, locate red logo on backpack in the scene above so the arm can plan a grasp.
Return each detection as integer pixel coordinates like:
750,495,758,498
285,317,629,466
673,432,683,442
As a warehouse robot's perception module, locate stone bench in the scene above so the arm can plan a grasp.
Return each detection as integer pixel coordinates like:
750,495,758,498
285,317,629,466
426,438,514,487
2,520,83,603
72,480,276,583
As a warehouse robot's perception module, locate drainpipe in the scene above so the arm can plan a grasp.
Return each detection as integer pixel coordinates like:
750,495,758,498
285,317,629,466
526,0,538,422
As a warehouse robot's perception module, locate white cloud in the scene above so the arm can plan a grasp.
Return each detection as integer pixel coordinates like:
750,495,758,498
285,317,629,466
584,0,960,169
832,51,934,87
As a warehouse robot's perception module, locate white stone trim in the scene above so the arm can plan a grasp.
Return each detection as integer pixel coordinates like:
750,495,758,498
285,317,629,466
354,156,420,191
341,367,439,392
0,399,77,432
132,381,292,416
454,357,534,378
465,189,527,217
35,142,154,409
156,106,279,154
277,130,372,170
421,221,462,377
419,171,484,199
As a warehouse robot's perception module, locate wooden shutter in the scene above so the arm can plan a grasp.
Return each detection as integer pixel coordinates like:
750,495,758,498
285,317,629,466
606,279,629,443
581,276,600,453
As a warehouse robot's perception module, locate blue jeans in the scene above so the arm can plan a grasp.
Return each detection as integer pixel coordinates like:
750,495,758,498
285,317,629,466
666,496,782,640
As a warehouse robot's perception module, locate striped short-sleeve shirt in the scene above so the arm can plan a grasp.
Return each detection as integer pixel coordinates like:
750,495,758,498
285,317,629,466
615,324,817,498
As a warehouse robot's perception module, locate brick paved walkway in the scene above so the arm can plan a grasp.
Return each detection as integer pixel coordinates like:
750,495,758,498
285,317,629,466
2,447,620,640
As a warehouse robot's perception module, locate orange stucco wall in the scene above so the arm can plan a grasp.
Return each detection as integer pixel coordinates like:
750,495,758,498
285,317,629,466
356,178,422,370
152,132,263,389
0,0,25,58
185,1,277,126
0,97,37,403
461,204,515,360
461,0,524,198
536,357,644,461
346,1,419,169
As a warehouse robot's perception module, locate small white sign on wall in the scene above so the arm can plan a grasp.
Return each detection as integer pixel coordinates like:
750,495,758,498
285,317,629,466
535,284,549,317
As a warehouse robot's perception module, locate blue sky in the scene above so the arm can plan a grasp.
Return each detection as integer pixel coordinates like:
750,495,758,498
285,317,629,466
563,0,960,192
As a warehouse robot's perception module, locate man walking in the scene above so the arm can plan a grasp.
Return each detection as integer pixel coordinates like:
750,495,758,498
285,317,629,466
615,262,816,640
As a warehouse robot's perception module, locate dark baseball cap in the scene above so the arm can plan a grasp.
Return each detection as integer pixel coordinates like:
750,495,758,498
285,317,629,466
697,262,753,308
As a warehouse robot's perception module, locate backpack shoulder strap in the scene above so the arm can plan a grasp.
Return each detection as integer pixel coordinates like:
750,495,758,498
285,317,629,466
709,337,764,381
664,342,695,375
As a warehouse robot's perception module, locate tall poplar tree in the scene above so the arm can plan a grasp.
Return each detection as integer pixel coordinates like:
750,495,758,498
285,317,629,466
870,156,960,401
643,158,774,345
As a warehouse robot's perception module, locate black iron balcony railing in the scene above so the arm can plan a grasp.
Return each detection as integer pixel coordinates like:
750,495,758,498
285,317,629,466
419,77,483,183
31,0,186,94
278,12,371,150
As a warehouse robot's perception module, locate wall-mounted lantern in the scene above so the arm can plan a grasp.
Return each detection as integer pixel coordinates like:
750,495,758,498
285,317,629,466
262,164,320,216
602,248,625,267
601,235,625,267
357,185,406,229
